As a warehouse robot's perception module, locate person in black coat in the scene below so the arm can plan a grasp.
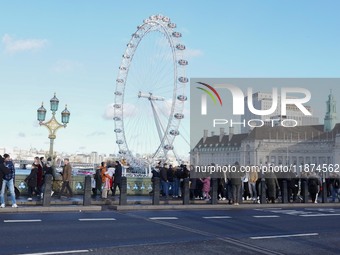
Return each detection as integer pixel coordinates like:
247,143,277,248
112,161,122,196
160,163,169,198
308,173,321,203
230,162,242,205
265,168,280,203
0,155,10,189
25,164,38,201
149,166,160,195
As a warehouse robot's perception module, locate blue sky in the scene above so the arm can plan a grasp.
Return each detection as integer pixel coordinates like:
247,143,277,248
0,1,340,157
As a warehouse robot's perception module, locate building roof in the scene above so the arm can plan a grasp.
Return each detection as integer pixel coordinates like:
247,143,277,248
194,133,248,149
247,123,340,141
193,123,340,150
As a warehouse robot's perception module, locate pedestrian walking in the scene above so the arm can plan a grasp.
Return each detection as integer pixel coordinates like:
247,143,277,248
265,167,280,203
59,158,73,198
308,172,321,203
0,154,18,208
330,173,340,202
249,166,258,201
25,164,38,201
42,158,55,197
201,176,211,200
112,161,122,197
100,162,111,199
230,162,242,205
33,157,44,197
0,155,10,204
160,163,169,199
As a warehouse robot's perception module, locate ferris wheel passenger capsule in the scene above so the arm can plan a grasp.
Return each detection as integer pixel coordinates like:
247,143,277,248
119,66,127,71
164,145,174,150
113,117,121,121
114,91,122,96
122,54,130,59
162,16,170,22
178,77,188,83
114,129,122,133
119,150,126,154
132,33,140,38
178,59,188,65
113,104,121,109
172,32,182,38
170,130,180,136
116,79,124,83
174,113,184,119
168,23,176,28
177,95,187,101
176,44,185,50
116,140,124,144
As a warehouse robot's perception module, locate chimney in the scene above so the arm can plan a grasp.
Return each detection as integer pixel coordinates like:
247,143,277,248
203,129,208,143
219,128,225,143
211,131,215,136
229,127,234,142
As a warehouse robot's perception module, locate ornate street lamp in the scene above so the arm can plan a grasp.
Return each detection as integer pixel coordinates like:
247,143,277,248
37,93,70,161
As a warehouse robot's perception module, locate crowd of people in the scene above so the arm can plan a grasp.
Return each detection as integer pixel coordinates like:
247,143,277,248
150,162,340,204
0,155,126,206
91,160,122,199
148,163,190,199
0,154,78,207
1,155,340,206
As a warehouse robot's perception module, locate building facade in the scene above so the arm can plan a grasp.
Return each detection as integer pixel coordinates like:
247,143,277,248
192,92,339,177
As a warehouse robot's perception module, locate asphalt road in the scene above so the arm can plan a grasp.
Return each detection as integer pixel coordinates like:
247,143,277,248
0,207,340,255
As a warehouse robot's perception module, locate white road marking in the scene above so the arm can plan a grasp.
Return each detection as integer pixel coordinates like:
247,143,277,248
149,217,178,220
16,250,89,255
300,213,340,217
78,218,116,221
254,208,282,211
4,219,42,223
250,233,319,240
253,215,280,218
203,216,232,219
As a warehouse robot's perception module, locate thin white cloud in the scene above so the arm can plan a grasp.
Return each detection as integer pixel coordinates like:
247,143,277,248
2,34,47,53
52,60,82,73
87,131,106,137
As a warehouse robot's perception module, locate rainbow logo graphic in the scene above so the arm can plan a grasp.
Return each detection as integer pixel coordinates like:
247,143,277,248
196,82,223,106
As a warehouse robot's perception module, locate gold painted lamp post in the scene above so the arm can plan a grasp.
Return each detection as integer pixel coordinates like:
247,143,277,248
37,93,70,161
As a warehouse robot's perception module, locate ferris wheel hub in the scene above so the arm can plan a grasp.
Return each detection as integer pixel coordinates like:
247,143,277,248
138,91,165,101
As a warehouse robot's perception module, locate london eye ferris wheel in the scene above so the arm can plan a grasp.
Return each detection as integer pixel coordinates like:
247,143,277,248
113,14,188,168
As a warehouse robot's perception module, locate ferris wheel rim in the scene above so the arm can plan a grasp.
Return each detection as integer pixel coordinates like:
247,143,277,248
114,14,187,167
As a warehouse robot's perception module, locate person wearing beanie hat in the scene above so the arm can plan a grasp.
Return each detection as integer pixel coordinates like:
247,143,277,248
0,154,18,208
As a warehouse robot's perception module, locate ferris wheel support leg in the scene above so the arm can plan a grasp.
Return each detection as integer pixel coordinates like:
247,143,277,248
150,101,164,144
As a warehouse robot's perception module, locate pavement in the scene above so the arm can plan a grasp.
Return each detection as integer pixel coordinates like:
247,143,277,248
1,194,340,213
